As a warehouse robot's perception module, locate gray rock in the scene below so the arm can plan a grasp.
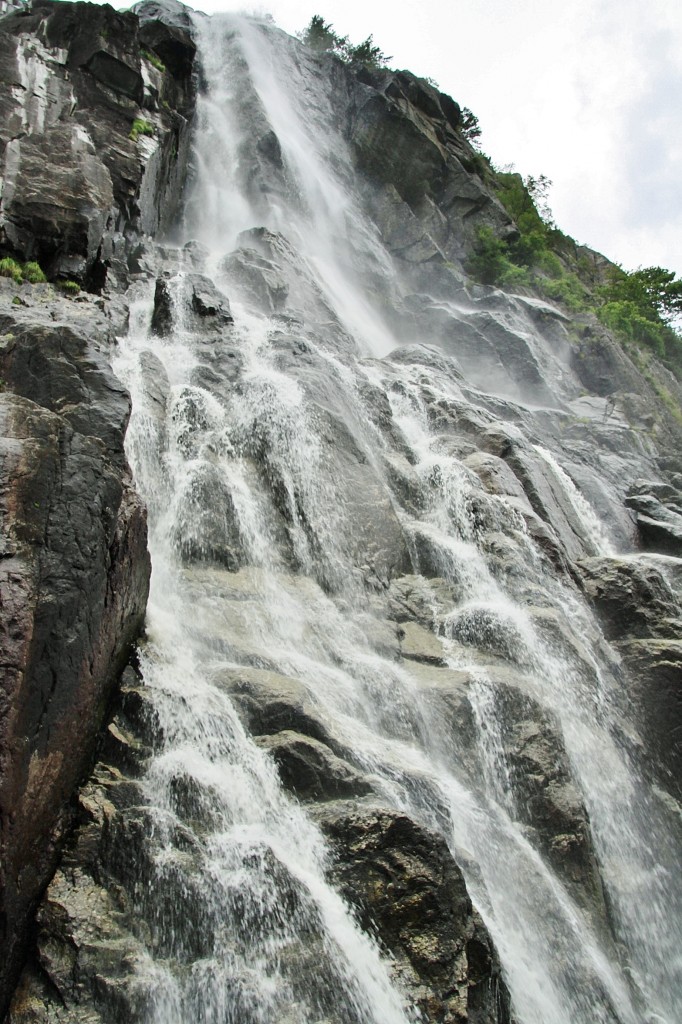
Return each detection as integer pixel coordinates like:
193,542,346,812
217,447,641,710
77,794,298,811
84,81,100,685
624,493,682,556
0,0,197,286
348,69,513,263
217,665,336,748
151,272,233,335
134,0,197,76
0,329,149,1012
578,555,682,796
398,620,447,665
317,805,511,1024
221,247,289,312
256,730,373,801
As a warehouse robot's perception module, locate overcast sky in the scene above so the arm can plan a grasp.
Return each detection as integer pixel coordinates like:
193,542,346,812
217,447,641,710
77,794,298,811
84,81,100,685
109,0,682,277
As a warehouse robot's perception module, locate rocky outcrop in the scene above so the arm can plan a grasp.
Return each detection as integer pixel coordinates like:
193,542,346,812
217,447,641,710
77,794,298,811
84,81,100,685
344,66,515,264
0,286,150,1016
578,555,682,797
0,0,196,287
624,485,682,556
319,806,510,1024
0,2,199,1012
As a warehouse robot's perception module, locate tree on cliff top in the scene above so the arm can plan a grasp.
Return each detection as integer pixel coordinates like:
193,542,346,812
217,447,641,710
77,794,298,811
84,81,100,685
299,15,391,70
603,266,682,326
299,15,347,54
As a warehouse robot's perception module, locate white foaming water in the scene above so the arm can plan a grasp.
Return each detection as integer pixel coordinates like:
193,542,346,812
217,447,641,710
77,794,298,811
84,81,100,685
115,298,414,1024
533,443,616,556
190,14,398,357
108,12,681,1024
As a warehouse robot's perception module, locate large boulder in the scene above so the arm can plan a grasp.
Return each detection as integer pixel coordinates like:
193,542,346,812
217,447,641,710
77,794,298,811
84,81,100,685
624,490,682,557
318,805,511,1024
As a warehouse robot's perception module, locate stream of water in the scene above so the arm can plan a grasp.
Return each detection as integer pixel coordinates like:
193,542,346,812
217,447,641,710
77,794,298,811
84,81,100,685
110,13,681,1024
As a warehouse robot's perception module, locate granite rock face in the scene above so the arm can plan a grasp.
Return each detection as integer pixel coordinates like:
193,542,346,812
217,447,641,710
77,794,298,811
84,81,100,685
2,8,682,1024
319,807,510,1024
0,1,199,1012
0,0,196,287
0,291,150,1016
346,66,515,264
578,555,682,797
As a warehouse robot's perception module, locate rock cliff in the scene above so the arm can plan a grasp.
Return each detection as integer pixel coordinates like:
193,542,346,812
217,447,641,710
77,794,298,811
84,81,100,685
0,0,196,1014
0,5,680,1024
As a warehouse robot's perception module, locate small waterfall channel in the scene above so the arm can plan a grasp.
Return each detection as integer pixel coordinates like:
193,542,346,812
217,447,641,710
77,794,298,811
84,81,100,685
108,13,681,1024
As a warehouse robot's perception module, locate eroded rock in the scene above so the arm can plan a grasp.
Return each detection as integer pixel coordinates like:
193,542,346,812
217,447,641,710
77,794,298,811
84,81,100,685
318,806,511,1024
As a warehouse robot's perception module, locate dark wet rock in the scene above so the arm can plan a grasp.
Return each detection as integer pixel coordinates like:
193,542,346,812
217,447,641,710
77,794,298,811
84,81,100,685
0,300,150,1012
0,317,131,460
218,665,336,748
0,0,196,286
624,492,682,556
615,638,682,796
578,556,682,643
134,0,197,77
1,123,115,284
171,462,244,569
482,427,598,564
578,555,682,796
256,730,373,801
150,274,174,335
151,272,233,335
191,277,233,323
408,661,606,918
317,806,511,1024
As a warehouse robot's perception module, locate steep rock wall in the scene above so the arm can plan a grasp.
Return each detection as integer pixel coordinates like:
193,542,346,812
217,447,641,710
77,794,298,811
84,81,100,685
0,0,195,287
0,8,680,1024
0,0,198,1014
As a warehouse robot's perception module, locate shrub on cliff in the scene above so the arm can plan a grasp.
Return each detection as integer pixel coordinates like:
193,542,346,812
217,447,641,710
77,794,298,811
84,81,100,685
299,15,391,69
23,261,46,284
129,117,155,142
466,227,528,287
299,15,346,54
0,257,23,283
596,266,682,372
0,257,47,285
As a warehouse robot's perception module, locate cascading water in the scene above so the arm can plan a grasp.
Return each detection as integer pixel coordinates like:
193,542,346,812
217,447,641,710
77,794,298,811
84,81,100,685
107,12,680,1024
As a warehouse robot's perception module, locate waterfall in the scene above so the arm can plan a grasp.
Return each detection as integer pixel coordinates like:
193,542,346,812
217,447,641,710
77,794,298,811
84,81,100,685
108,13,681,1024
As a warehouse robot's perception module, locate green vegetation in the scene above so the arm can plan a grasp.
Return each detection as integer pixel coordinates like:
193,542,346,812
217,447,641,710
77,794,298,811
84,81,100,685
465,170,682,378
596,266,682,371
56,279,81,296
0,257,23,284
465,227,528,288
0,256,47,285
298,15,391,70
129,117,155,142
23,261,46,283
460,107,481,144
141,48,166,73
